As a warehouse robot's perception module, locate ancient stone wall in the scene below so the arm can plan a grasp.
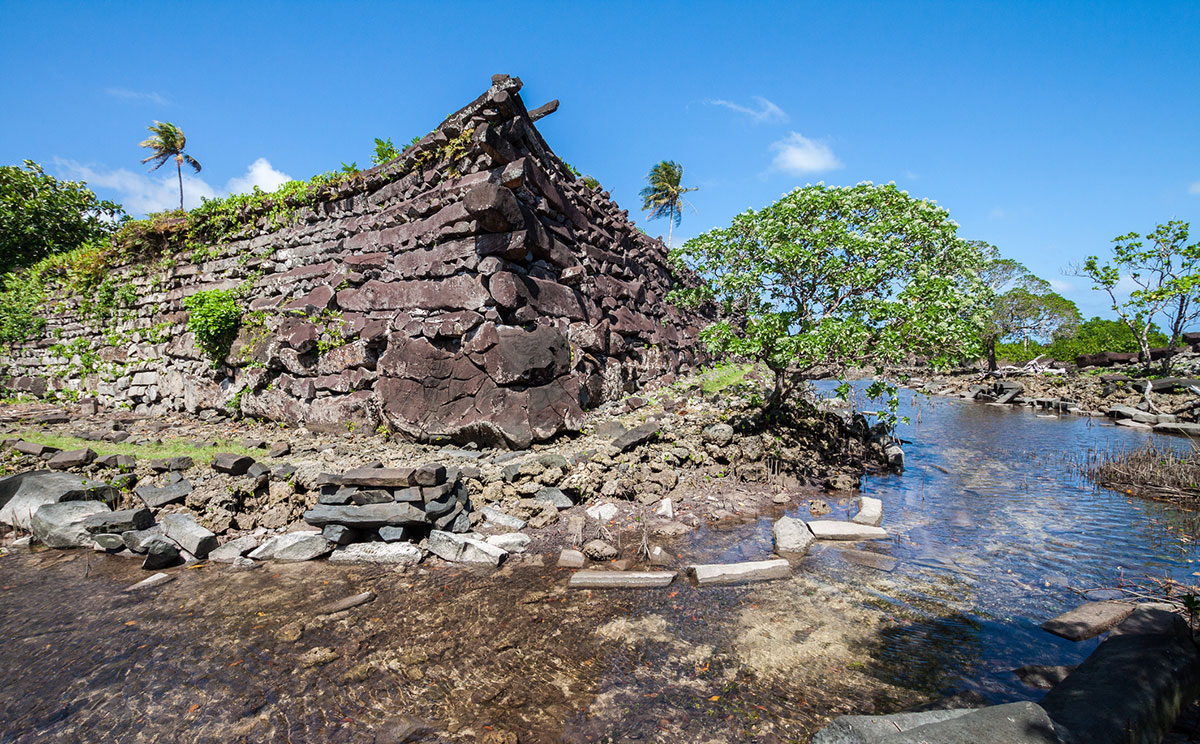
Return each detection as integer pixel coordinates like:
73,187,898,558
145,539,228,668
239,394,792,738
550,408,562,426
2,75,710,448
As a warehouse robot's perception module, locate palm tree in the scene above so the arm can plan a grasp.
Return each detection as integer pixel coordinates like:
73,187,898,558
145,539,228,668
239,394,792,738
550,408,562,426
139,121,201,211
638,160,697,249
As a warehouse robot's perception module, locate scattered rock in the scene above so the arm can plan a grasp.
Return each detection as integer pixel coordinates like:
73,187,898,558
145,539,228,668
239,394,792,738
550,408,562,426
557,549,586,568
427,530,506,566
141,536,181,570
485,533,531,553
207,535,259,562
1041,600,1136,642
851,496,883,527
701,423,734,446
149,456,193,473
134,478,193,509
806,520,888,541
582,539,618,561
329,542,423,564
0,471,116,530
81,507,153,534
316,591,376,615
211,452,255,475
298,646,340,668
480,505,527,530
569,571,676,588
611,423,658,452
31,501,112,548
123,572,175,593
772,516,815,556
690,559,791,586
47,448,96,470
585,502,618,523
160,513,218,559
268,441,291,458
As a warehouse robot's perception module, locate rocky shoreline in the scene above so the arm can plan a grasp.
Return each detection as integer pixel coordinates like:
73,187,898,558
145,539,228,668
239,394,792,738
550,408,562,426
0,370,893,578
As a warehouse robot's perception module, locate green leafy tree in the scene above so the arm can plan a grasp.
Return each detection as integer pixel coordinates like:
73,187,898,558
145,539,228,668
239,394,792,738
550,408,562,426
670,182,990,416
639,160,696,249
1080,221,1200,368
976,242,1080,370
139,121,201,211
0,161,125,273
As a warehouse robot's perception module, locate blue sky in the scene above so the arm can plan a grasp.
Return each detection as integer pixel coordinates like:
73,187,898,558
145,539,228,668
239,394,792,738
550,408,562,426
2,1,1197,320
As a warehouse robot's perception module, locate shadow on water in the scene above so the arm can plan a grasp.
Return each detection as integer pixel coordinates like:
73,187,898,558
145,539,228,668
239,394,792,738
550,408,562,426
3,386,1200,742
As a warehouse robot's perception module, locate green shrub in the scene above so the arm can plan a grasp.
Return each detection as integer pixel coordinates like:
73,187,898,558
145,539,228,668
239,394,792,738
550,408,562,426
183,289,241,364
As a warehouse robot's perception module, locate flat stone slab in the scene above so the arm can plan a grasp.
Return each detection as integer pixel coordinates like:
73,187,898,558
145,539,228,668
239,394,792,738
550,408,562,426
1040,607,1200,744
303,502,428,528
160,513,217,559
330,467,416,488
1155,421,1200,436
329,542,423,564
207,535,259,563
315,591,376,615
812,709,974,743
691,558,791,586
427,530,507,566
851,497,883,527
123,572,175,593
557,549,585,568
1041,601,1135,641
568,571,676,589
807,520,889,541
881,701,1061,743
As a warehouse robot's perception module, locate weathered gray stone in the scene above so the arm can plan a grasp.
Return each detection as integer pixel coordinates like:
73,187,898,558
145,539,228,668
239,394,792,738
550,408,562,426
427,530,506,566
47,448,96,470
160,513,218,558
0,471,116,530
350,489,393,505
558,549,586,568
879,701,1061,743
534,486,573,509
481,505,526,530
691,559,791,586
321,524,360,544
135,478,193,508
122,524,163,553
611,423,659,452
329,542,423,565
92,533,127,551
773,516,815,556
851,497,883,527
81,507,153,534
485,532,531,552
141,536,180,569
1040,607,1200,744
31,501,112,548
123,572,174,592
807,521,889,541
260,532,332,561
149,456,193,473
582,539,619,561
701,423,734,446
811,709,975,744
1041,601,1136,642
413,462,447,486
211,452,255,475
303,502,428,528
568,571,677,588
207,535,260,562
833,547,898,572
334,467,415,488
315,591,376,615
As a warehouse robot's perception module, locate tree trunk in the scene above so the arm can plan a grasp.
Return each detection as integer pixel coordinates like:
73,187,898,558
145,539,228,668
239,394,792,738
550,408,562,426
176,156,184,211
987,337,998,372
766,367,786,411
667,215,674,251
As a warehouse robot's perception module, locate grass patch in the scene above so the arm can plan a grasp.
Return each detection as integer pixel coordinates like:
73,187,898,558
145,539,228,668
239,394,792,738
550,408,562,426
12,431,263,466
700,363,753,395
1082,441,1200,502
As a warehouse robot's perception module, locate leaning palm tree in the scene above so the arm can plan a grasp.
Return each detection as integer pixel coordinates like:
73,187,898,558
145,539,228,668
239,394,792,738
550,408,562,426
139,121,201,211
638,160,697,249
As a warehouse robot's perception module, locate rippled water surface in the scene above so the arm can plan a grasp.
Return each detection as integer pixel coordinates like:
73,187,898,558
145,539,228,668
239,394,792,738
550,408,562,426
2,390,1198,743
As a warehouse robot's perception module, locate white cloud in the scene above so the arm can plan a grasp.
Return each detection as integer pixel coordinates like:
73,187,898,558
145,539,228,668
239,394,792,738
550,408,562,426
227,157,292,194
703,96,788,124
988,207,1007,220
1189,181,1200,195
105,87,170,106
1047,278,1073,294
768,132,842,175
53,157,293,216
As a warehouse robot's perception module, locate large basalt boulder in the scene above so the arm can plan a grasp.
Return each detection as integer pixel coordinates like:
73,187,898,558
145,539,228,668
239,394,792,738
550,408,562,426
0,471,116,530
32,501,112,548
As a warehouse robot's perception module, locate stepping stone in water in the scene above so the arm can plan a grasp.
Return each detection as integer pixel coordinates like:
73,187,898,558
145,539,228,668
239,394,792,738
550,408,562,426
1041,600,1135,641
568,571,676,589
690,558,791,586
833,547,897,572
851,496,883,527
123,572,174,592
807,520,889,540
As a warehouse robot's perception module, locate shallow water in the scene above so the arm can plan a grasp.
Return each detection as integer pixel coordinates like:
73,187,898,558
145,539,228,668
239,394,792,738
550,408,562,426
2,391,1198,743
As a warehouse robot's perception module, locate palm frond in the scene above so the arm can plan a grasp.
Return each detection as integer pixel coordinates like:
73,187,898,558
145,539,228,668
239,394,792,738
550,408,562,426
183,154,202,173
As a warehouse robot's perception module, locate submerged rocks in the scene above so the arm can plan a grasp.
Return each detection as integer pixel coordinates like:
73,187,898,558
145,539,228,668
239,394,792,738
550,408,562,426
807,520,888,541
851,497,883,527
690,559,791,586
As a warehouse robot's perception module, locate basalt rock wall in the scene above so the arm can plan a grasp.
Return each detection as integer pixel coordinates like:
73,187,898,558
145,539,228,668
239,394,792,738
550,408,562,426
3,75,711,448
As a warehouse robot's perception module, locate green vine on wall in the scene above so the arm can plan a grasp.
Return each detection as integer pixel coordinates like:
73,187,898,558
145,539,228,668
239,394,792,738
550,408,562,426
184,289,242,365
